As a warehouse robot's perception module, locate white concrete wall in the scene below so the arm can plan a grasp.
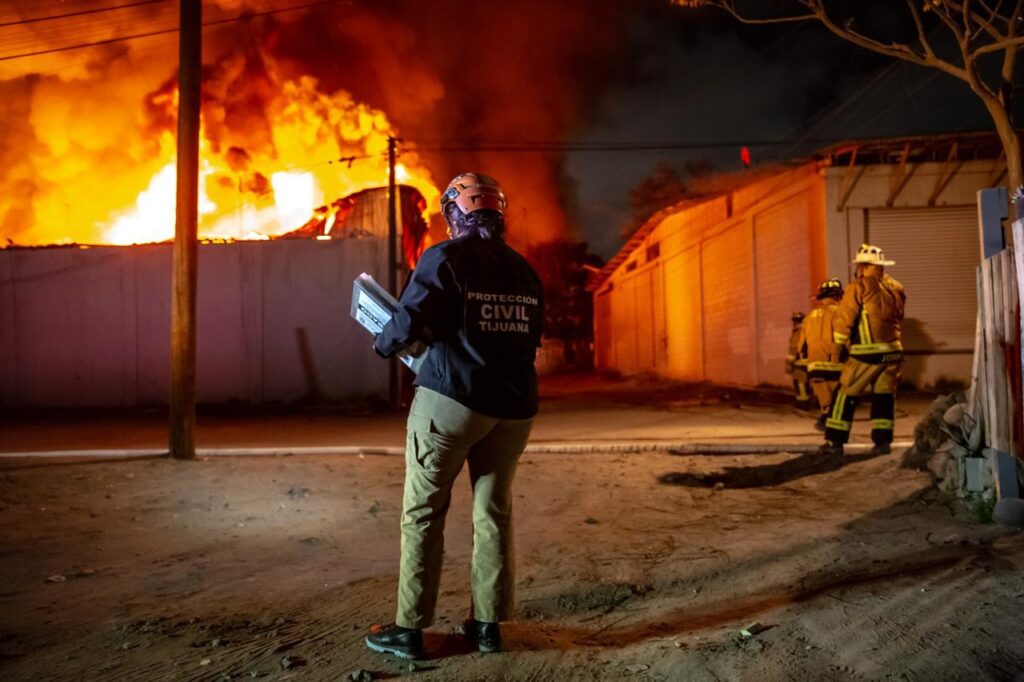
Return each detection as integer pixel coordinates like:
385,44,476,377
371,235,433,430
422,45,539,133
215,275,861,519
0,239,391,407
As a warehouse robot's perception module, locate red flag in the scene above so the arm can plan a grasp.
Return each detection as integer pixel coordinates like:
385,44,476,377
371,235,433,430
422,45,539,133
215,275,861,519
741,146,751,168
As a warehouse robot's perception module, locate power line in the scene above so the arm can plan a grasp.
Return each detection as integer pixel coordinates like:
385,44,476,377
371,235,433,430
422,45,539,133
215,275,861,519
402,138,833,153
0,0,169,29
0,0,348,63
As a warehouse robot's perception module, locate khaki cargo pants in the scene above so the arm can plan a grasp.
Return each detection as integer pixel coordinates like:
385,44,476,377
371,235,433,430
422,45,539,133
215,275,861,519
396,387,533,629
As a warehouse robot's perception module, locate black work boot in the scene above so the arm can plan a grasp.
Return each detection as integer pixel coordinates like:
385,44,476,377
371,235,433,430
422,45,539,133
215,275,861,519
365,623,424,659
464,619,502,653
814,414,827,432
871,443,891,455
817,441,843,456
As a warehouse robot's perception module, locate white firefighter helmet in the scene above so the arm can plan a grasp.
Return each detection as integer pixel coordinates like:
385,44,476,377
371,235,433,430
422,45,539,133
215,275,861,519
852,243,895,266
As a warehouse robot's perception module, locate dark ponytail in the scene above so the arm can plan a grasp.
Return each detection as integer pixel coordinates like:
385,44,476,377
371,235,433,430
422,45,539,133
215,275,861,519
444,204,505,240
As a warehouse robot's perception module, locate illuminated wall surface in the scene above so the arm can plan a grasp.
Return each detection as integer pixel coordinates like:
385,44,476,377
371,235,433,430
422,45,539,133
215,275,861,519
0,239,390,407
595,160,996,390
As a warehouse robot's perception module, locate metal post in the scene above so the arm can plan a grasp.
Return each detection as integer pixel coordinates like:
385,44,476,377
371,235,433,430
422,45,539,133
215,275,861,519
169,0,201,460
387,136,400,408
977,187,1008,260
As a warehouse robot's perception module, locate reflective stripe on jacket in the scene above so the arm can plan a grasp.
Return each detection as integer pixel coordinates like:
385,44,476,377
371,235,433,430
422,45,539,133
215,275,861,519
798,300,844,377
832,273,906,363
785,324,803,374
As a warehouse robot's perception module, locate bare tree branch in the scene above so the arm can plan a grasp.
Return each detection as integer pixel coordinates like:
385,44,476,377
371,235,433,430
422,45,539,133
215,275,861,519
675,0,1024,188
810,2,971,83
973,33,1024,55
945,0,1007,40
906,0,936,57
710,0,817,25
930,1,969,45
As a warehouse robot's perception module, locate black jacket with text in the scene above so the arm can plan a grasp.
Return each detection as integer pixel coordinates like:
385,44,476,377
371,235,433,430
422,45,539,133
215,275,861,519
373,235,544,419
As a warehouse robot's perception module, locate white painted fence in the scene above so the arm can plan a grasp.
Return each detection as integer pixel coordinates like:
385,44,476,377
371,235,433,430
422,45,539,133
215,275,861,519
0,239,390,407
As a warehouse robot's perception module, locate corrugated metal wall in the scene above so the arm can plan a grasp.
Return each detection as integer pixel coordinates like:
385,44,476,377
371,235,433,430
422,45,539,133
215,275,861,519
0,239,391,406
865,207,978,353
594,166,826,387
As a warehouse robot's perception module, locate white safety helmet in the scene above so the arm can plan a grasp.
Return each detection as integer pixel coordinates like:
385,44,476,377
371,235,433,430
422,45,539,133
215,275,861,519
852,243,894,266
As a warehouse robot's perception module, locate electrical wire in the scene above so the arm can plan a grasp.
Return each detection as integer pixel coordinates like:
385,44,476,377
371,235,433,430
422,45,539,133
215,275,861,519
0,0,349,63
0,0,169,29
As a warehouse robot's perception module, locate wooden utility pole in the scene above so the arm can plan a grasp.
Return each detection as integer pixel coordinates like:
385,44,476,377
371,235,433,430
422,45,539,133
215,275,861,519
169,0,202,460
387,136,400,408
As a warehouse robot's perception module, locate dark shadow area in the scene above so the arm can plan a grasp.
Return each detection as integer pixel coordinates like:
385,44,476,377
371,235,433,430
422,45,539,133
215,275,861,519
506,536,1021,652
657,450,885,489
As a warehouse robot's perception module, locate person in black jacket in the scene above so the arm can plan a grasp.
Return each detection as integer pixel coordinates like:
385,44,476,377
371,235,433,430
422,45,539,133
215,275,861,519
365,173,543,659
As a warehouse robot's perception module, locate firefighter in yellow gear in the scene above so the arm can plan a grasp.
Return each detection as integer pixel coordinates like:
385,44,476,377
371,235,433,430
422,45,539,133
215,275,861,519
797,278,845,432
785,311,811,410
821,244,906,456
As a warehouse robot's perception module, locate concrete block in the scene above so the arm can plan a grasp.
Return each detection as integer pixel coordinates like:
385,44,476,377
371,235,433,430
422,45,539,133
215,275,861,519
993,497,1024,528
965,456,989,492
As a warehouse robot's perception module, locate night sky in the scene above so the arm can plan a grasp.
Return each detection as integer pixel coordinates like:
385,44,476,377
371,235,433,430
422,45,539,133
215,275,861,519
569,4,998,257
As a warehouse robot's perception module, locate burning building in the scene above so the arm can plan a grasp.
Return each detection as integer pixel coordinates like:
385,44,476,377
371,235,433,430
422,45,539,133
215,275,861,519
0,0,641,406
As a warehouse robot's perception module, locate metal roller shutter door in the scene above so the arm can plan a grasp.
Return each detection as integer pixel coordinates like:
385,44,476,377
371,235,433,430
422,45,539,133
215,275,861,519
754,196,814,385
702,223,756,385
662,247,704,381
612,274,638,374
594,289,612,370
866,207,979,352
635,268,657,373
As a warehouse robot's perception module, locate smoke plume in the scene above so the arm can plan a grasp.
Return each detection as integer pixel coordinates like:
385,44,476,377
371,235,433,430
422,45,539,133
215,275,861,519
0,0,645,248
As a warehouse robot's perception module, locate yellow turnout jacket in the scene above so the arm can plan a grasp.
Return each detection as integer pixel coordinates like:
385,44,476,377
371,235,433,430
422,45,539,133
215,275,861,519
833,273,906,363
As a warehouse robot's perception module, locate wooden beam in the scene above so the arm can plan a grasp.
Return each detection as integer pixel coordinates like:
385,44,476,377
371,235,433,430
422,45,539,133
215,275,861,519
886,143,917,207
836,148,866,212
927,143,964,207
169,0,202,461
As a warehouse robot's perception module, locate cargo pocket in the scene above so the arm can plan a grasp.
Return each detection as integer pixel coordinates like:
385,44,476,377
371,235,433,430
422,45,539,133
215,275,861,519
406,414,443,473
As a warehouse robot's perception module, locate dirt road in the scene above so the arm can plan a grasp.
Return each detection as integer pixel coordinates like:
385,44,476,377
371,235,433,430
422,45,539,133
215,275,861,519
1,444,1022,680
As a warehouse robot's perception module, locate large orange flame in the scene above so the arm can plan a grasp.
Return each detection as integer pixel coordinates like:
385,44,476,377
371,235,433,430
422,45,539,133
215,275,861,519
38,75,438,246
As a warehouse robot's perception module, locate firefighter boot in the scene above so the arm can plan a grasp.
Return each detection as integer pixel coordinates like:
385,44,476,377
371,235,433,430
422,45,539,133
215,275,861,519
870,393,895,455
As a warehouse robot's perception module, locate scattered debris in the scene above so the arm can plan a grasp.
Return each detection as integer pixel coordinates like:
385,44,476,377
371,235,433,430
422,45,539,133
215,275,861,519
625,663,650,674
286,487,311,499
45,574,66,583
347,669,373,682
744,639,765,653
368,502,381,515
740,622,767,638
74,568,97,578
584,516,600,525
200,658,212,666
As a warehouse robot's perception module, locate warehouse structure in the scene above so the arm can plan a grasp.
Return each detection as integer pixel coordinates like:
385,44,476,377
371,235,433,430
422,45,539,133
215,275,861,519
591,133,1005,389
